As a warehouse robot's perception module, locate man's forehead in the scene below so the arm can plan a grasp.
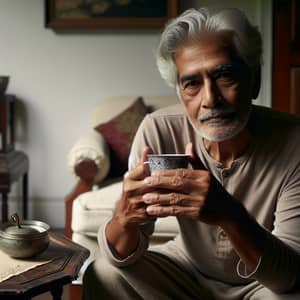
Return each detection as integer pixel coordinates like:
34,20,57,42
182,31,234,49
175,32,244,77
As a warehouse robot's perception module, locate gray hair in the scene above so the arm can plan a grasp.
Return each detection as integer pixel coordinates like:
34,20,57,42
156,8,262,87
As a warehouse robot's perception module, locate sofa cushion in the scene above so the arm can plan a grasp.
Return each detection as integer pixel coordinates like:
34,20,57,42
71,179,179,238
94,97,147,177
72,180,123,235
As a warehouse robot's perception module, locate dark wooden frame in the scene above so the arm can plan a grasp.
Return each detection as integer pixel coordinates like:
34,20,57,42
45,0,178,30
273,0,300,113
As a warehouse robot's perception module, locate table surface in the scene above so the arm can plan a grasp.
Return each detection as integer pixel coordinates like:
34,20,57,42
0,232,90,299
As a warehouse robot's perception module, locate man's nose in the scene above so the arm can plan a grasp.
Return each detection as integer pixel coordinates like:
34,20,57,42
201,78,220,108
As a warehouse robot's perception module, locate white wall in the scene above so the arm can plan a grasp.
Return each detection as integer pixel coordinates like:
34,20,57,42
1,0,272,227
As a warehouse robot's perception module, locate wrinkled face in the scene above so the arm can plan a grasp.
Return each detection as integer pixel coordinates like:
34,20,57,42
175,35,255,142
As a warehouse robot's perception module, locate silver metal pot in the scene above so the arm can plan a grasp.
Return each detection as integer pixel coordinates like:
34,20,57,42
0,213,50,258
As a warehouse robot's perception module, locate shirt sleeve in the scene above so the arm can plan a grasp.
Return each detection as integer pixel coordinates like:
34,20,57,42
238,162,300,293
97,219,154,267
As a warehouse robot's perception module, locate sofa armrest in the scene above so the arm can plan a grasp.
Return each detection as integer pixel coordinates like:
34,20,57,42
65,179,94,238
74,158,98,182
67,130,110,184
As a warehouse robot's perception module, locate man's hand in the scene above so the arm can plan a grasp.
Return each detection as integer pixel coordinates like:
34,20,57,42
113,147,156,229
143,143,235,226
105,147,155,258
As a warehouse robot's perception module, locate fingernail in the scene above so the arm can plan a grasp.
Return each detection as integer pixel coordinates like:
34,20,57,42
143,193,156,204
143,194,151,204
146,206,157,215
144,177,153,185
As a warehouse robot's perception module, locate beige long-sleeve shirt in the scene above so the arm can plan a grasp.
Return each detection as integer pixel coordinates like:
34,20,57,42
99,104,300,293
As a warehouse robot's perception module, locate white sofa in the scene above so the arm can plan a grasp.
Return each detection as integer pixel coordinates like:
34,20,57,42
66,96,180,265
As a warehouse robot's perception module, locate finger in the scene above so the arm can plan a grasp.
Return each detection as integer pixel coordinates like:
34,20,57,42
144,172,209,191
146,205,196,217
123,177,155,196
185,142,206,170
151,168,207,179
142,147,153,177
141,147,153,163
128,147,153,180
140,147,153,177
127,207,151,223
129,195,148,208
143,192,191,206
117,195,157,225
185,142,194,157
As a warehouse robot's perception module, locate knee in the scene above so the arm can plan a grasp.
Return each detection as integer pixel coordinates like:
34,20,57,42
82,262,98,300
83,258,124,289
82,259,118,300
82,258,136,300
251,287,300,300
82,262,96,288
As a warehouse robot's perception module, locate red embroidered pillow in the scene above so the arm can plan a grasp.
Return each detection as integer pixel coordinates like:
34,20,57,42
95,97,147,177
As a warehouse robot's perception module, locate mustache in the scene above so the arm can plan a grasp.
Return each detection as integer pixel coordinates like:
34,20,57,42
199,107,236,122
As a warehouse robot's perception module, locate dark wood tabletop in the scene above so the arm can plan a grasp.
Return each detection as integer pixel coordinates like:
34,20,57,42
0,231,90,299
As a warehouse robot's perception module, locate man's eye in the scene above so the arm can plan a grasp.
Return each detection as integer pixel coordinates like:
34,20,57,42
183,80,201,89
215,72,237,83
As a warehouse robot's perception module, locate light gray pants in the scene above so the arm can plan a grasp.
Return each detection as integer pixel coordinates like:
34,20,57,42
82,246,300,300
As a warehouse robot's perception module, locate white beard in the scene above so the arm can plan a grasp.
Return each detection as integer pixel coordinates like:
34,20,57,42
176,85,252,142
196,106,251,142
194,112,250,142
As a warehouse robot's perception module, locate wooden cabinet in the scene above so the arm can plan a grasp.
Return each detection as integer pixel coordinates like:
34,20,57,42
273,0,300,114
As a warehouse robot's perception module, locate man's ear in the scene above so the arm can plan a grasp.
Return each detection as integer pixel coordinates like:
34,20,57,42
252,66,261,99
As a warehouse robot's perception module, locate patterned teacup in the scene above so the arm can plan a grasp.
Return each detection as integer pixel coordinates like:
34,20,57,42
147,154,189,174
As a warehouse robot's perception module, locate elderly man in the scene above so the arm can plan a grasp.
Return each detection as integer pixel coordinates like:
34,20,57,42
83,7,300,300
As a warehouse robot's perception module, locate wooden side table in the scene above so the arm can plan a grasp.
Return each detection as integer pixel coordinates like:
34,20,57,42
0,232,90,299
0,94,29,222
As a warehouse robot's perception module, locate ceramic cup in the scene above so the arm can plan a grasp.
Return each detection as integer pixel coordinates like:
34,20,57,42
147,154,189,174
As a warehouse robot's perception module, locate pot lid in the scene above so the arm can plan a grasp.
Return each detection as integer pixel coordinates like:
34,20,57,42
3,213,40,236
